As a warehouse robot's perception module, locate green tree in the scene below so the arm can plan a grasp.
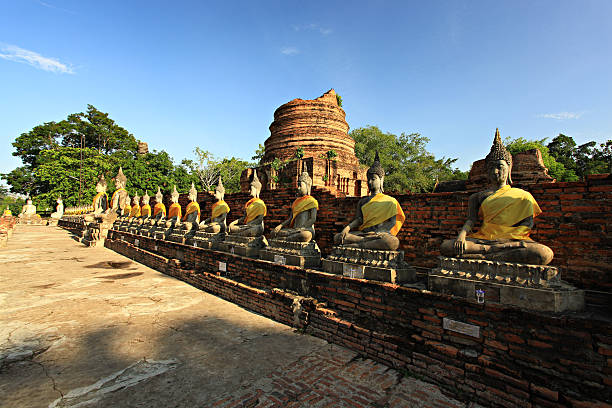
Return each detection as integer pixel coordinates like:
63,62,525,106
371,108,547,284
350,126,467,193
505,137,579,182
193,148,251,193
251,143,266,163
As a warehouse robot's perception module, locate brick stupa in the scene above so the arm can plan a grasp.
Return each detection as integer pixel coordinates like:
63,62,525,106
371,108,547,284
241,89,367,196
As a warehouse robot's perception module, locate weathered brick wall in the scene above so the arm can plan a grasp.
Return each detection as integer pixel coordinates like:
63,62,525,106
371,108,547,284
104,235,612,408
173,176,612,293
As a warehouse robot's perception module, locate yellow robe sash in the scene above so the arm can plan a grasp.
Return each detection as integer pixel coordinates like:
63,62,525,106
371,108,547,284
244,198,266,223
469,185,541,241
141,204,151,217
153,203,166,217
92,192,108,208
111,188,126,209
184,201,200,222
168,203,182,219
290,195,319,227
359,193,405,236
129,205,141,218
211,200,230,219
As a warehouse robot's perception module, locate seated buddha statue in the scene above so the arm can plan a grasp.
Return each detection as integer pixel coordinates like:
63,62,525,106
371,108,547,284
333,152,405,250
50,196,64,219
19,198,39,219
84,175,109,222
2,207,12,217
164,186,182,228
138,191,152,224
127,194,141,225
180,183,200,232
199,177,230,233
228,170,266,237
150,187,166,225
440,129,554,265
271,169,318,242
110,167,129,216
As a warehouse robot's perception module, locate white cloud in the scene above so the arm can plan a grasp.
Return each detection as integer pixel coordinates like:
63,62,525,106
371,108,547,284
293,23,332,35
281,46,299,56
0,43,74,74
535,111,584,120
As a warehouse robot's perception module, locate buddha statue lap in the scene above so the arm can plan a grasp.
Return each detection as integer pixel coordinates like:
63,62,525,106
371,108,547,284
219,170,267,257
193,178,229,249
431,129,583,312
323,153,415,283
260,169,321,267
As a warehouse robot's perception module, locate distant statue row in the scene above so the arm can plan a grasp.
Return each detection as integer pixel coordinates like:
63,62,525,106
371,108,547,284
73,130,554,266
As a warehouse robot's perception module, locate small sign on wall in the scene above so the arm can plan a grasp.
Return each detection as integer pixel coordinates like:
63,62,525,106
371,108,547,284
274,255,286,265
134,239,139,247
443,317,480,338
230,247,235,255
154,245,158,251
219,261,227,272
193,241,198,248
342,264,364,279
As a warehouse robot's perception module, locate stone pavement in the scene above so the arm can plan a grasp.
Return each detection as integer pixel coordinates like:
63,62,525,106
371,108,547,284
0,225,470,408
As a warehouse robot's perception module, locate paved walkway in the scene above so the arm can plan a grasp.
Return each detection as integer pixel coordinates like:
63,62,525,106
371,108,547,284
0,226,469,408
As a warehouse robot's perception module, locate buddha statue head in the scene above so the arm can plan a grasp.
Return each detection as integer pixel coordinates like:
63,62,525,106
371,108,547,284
57,196,62,204
366,151,385,194
215,177,225,201
171,185,179,203
142,191,150,205
155,187,163,204
26,198,33,206
96,175,108,193
249,170,262,198
188,182,197,202
297,169,312,196
485,128,513,186
115,167,127,189
133,194,140,207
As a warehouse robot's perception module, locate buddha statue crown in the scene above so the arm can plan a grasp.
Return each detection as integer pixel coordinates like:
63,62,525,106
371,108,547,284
96,175,108,192
115,167,127,187
367,151,385,179
298,167,313,195
485,128,513,184
216,177,225,195
250,170,262,194
171,185,179,202
142,191,150,204
189,182,197,201
155,187,163,201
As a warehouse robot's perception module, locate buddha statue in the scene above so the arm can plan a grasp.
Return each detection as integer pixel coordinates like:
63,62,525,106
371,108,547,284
150,187,167,225
199,177,230,233
19,198,38,218
333,152,405,250
164,186,182,228
139,191,152,224
50,196,64,219
271,169,318,242
440,129,554,265
2,207,12,217
129,194,141,218
228,170,266,237
110,167,129,215
91,175,109,215
181,182,200,232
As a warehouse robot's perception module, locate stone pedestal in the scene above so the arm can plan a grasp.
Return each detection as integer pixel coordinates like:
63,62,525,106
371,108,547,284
217,235,268,258
47,219,59,227
322,247,416,284
82,218,114,247
192,231,226,250
153,227,173,241
167,228,188,244
18,215,47,225
428,257,585,312
259,239,321,268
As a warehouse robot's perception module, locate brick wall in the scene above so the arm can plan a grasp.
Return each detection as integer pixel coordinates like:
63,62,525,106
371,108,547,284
104,234,612,408
171,176,612,294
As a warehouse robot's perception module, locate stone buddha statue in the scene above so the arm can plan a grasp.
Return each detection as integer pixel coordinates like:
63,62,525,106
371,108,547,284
199,177,230,233
19,198,38,218
333,152,405,250
129,194,141,218
150,187,167,225
271,169,318,242
50,196,64,219
2,207,12,217
181,183,200,232
91,175,109,215
440,129,553,265
139,191,152,223
110,167,129,215
164,186,182,228
228,170,266,237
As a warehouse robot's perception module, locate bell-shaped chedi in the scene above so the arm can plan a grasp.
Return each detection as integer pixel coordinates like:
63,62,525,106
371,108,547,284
262,89,360,167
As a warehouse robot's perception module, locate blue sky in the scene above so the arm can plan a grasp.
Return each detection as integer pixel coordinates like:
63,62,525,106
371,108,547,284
1,0,611,178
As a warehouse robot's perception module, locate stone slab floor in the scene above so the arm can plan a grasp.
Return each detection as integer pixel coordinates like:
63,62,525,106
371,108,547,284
1,225,473,408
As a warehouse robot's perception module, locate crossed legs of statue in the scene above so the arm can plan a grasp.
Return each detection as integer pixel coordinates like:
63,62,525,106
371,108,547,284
333,231,400,251
270,228,313,243
229,224,264,237
202,223,222,233
440,238,554,265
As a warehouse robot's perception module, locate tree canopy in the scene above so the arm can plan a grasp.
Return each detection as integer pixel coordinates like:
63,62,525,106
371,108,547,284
350,126,468,193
